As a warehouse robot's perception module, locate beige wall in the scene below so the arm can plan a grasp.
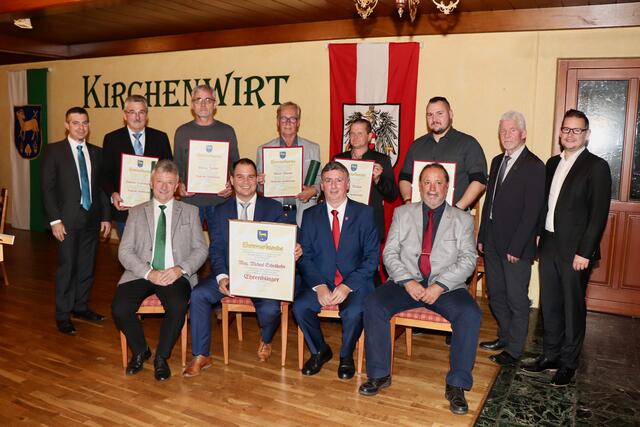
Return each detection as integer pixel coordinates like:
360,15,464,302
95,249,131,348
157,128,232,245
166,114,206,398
1,26,639,304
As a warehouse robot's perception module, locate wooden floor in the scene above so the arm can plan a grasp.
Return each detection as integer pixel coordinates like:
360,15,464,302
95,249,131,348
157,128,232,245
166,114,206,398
0,227,500,426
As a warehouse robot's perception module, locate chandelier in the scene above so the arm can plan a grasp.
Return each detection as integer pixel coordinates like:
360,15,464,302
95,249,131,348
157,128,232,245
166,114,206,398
354,0,459,22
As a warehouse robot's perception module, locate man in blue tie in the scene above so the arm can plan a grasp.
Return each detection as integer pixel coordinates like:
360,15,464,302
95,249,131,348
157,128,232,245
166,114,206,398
41,107,111,335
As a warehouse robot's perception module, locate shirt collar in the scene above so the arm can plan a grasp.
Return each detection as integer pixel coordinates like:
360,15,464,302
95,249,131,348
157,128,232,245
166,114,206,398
505,143,526,161
68,136,85,148
326,198,348,215
153,198,174,209
422,200,446,215
560,146,586,162
236,193,257,206
279,135,299,147
127,127,145,137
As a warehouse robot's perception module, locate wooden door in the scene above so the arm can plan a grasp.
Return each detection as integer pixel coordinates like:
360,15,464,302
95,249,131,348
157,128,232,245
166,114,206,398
555,59,640,317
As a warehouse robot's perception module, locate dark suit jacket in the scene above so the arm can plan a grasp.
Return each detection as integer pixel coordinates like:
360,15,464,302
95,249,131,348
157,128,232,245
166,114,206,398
101,126,172,222
334,149,398,241
41,138,110,229
540,149,611,261
211,196,285,277
478,146,545,261
298,199,379,293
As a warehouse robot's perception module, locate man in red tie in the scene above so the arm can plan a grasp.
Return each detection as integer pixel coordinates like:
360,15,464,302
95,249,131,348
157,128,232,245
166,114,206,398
359,163,481,416
293,161,380,379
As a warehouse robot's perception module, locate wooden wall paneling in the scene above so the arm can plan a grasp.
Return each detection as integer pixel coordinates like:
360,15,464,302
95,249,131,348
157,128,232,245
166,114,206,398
621,213,640,291
588,212,617,287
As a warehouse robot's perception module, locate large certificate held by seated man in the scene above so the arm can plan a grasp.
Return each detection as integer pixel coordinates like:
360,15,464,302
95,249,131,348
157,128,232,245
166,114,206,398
186,140,230,194
228,220,297,301
411,160,456,205
119,153,158,208
262,146,303,198
335,158,375,204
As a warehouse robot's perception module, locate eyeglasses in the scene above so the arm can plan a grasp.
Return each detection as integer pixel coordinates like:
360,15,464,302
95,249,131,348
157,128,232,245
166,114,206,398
192,97,215,105
125,110,147,116
279,116,299,124
322,177,346,185
560,127,588,135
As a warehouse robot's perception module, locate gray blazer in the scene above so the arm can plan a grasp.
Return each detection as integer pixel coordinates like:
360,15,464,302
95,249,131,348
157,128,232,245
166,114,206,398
256,136,321,226
383,203,477,293
118,199,208,287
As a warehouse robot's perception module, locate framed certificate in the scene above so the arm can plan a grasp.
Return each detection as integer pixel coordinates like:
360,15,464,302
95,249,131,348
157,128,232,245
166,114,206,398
119,154,158,208
228,220,297,301
186,140,230,194
262,146,303,198
411,161,457,205
335,158,375,204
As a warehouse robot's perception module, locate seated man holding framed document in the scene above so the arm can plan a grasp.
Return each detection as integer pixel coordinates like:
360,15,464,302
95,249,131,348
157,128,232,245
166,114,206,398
184,158,302,376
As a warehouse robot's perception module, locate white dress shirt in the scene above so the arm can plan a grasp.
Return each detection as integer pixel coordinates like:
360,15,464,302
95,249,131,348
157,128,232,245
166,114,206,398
326,198,348,232
545,147,586,232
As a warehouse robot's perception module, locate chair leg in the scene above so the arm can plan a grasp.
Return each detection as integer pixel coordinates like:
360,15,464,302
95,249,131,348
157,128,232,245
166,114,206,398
280,304,288,367
120,332,128,368
297,327,304,370
390,320,396,375
0,262,8,286
181,314,187,367
236,313,243,341
222,304,230,365
357,332,364,374
406,327,413,357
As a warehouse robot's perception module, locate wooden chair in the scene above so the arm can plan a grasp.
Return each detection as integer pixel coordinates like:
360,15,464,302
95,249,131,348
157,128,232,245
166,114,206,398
297,305,365,374
0,188,9,286
221,296,289,366
119,294,188,368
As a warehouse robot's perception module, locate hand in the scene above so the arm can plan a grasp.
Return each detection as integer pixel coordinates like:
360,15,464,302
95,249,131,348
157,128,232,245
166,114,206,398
372,163,383,184
421,283,444,305
51,222,66,242
147,270,164,286
178,183,194,197
218,277,231,296
297,186,317,203
154,266,183,286
257,174,265,185
404,280,426,301
294,243,303,261
572,254,590,271
315,285,333,306
477,243,484,254
100,221,111,239
218,182,233,198
331,284,351,305
506,254,520,263
111,192,129,211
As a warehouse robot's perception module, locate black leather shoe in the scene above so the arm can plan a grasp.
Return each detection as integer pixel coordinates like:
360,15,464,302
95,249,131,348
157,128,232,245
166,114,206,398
337,357,355,380
56,319,76,335
154,357,171,381
521,355,560,373
126,347,152,375
72,309,106,322
301,345,332,376
489,351,520,367
445,384,468,415
550,367,575,387
359,376,392,396
479,339,505,351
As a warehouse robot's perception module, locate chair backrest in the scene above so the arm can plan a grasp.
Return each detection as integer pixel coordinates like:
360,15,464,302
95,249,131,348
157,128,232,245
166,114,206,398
0,188,8,234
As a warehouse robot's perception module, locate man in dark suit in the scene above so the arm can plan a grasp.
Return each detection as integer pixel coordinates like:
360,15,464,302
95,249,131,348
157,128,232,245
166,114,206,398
101,94,172,236
41,107,111,335
358,163,480,415
111,160,208,381
522,109,611,387
184,158,302,376
477,111,545,366
293,161,380,380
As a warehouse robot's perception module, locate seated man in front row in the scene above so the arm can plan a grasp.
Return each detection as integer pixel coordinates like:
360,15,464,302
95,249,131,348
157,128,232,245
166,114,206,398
184,158,302,377
293,161,379,380
112,160,208,381
359,163,481,416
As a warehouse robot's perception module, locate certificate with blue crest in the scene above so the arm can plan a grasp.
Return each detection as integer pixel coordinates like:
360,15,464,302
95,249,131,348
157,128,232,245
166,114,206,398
187,140,230,194
228,220,297,301
262,146,303,198
119,154,158,208
335,158,375,204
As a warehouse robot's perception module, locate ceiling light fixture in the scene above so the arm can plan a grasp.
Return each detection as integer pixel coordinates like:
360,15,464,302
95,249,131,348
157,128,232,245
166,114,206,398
355,0,459,21
14,18,33,29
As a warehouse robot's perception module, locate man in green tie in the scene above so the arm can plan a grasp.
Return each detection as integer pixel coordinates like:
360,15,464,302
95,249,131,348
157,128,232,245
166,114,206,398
112,160,208,381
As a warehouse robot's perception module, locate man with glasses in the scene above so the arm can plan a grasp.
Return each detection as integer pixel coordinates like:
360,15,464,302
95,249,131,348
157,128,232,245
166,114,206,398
102,95,173,236
256,101,321,226
521,109,611,387
173,85,240,242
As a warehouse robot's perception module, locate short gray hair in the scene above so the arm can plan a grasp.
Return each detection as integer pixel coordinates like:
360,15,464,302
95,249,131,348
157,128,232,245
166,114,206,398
499,110,526,131
152,159,179,178
277,101,301,119
124,94,148,110
191,84,216,101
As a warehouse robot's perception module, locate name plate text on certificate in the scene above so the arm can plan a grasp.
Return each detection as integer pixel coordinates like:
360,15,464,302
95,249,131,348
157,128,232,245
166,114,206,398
119,154,158,208
335,158,374,204
187,140,229,194
262,146,303,198
411,161,456,205
229,220,297,301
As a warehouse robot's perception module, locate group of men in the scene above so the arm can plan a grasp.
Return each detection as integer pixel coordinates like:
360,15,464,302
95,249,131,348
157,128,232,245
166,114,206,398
41,86,611,415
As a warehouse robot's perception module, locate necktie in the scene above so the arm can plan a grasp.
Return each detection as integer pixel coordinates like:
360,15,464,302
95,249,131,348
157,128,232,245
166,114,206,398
419,210,434,280
133,132,143,155
239,201,250,220
152,205,167,270
77,145,91,211
331,209,343,286
490,155,511,219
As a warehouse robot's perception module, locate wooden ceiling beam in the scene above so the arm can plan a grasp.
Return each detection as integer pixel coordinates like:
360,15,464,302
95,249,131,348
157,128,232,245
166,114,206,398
0,0,92,15
0,33,68,57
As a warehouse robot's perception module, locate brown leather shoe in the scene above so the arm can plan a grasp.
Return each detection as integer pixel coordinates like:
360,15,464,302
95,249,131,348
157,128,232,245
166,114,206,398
182,355,212,377
257,341,272,362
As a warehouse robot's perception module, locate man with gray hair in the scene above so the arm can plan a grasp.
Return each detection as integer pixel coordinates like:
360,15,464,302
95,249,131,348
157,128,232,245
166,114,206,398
477,111,545,366
173,85,240,241
102,94,172,236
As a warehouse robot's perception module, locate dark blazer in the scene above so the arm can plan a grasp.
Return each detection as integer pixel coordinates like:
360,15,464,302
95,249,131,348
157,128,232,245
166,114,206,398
101,126,172,222
298,199,379,293
540,149,611,260
211,196,285,277
334,149,398,241
41,138,110,228
478,146,545,261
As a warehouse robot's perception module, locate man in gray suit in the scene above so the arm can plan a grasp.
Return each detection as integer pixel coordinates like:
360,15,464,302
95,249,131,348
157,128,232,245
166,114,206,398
359,163,481,416
256,101,321,226
111,160,208,381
